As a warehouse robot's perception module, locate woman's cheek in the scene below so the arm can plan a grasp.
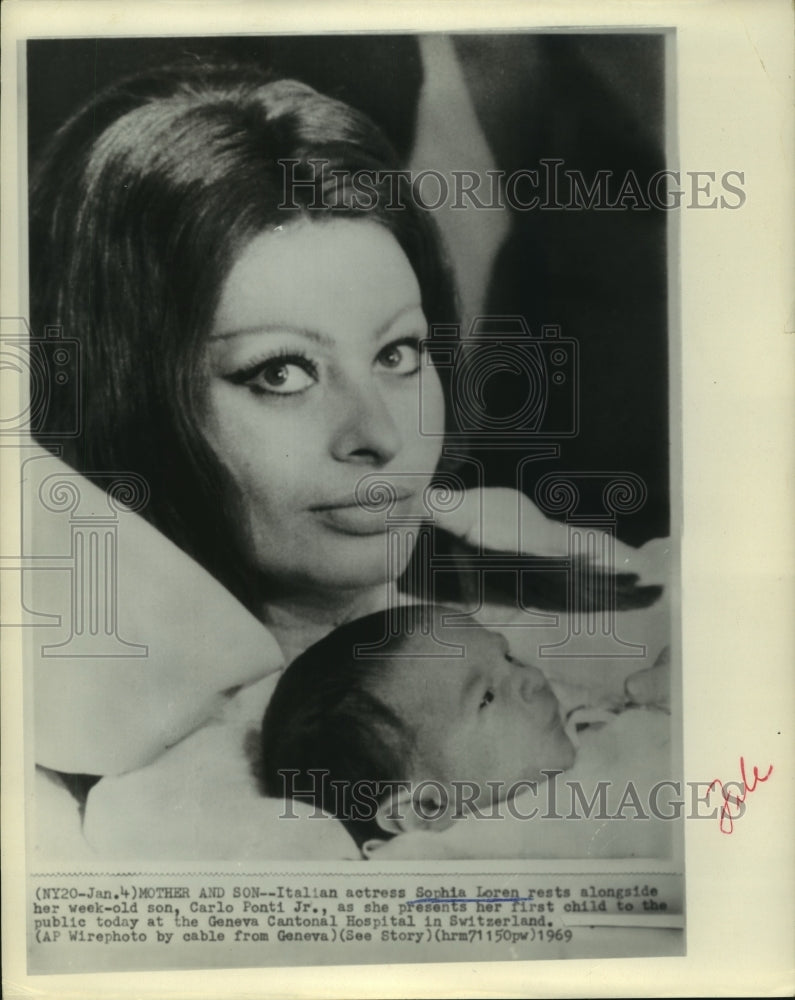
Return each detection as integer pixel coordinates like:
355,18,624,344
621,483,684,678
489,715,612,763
203,408,312,547
410,367,445,470
234,426,317,513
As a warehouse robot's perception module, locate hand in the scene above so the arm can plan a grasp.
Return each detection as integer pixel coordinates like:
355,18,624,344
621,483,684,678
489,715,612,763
431,486,668,585
624,646,671,710
430,486,569,556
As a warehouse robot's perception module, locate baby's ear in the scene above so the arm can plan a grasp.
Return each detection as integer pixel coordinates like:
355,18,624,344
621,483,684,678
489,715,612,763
375,783,453,835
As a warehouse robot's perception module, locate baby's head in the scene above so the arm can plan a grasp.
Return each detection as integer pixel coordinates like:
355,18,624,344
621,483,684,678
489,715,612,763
261,606,575,848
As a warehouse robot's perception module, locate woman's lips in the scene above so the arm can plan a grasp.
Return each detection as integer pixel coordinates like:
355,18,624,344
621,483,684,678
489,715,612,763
311,493,417,536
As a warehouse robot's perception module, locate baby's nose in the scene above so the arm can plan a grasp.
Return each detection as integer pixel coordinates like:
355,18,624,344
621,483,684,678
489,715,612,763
518,668,546,702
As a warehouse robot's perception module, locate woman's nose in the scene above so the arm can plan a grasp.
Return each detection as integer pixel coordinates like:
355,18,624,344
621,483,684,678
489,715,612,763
330,385,402,466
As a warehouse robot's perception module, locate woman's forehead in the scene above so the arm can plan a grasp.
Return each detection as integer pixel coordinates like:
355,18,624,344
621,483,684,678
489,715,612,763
211,218,423,341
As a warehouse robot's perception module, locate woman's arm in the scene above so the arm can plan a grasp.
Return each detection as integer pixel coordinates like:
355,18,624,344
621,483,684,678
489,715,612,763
35,654,271,777
431,486,671,706
81,678,358,860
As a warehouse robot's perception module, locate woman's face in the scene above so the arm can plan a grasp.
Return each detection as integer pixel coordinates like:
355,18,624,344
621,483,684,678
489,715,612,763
203,219,445,597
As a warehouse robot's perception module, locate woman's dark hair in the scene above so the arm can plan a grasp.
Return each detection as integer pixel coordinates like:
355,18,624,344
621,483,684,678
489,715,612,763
261,609,421,848
29,62,458,608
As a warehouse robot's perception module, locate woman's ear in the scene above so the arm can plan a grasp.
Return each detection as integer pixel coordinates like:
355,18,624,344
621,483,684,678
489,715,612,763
375,783,453,835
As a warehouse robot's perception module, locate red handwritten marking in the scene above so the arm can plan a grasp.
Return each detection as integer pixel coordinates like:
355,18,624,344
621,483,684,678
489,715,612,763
708,757,774,834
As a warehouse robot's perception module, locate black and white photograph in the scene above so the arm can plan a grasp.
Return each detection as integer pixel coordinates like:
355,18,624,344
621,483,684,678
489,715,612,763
1,1,792,996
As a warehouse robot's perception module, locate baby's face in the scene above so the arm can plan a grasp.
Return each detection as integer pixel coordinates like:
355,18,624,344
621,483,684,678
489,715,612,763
377,624,576,806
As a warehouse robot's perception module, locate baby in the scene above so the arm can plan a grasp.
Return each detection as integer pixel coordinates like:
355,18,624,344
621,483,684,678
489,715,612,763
261,605,584,853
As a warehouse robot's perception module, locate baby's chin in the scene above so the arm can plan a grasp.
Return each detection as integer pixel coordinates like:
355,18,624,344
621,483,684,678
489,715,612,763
558,731,578,771
512,729,577,788
544,725,578,773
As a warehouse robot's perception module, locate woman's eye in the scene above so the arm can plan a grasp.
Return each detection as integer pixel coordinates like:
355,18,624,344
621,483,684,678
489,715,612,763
375,339,421,376
229,356,317,396
258,360,315,394
479,689,495,710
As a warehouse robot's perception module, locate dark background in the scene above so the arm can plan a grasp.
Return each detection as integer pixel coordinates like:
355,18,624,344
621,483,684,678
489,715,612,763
27,34,669,544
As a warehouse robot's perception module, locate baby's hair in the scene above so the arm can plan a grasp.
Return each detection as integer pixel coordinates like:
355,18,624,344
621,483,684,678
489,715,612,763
261,607,434,847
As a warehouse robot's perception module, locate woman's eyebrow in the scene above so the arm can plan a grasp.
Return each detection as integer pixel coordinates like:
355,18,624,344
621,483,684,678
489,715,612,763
210,324,335,346
374,302,425,339
210,303,423,345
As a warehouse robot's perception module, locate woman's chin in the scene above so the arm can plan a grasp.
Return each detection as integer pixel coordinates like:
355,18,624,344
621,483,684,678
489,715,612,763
248,516,427,600
268,551,409,598
310,531,416,591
